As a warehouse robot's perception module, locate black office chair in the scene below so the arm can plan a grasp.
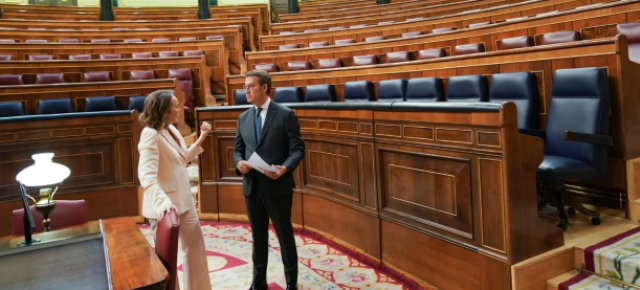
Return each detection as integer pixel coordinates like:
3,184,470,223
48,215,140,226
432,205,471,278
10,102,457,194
521,67,612,230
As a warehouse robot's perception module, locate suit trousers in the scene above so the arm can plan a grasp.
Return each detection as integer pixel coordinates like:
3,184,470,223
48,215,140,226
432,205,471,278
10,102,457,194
151,208,211,290
245,190,298,286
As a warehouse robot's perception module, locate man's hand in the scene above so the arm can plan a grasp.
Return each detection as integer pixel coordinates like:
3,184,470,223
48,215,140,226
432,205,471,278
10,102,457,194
237,160,252,174
264,165,288,180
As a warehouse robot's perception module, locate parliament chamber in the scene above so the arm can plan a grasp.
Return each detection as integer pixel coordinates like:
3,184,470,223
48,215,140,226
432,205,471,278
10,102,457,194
0,0,639,289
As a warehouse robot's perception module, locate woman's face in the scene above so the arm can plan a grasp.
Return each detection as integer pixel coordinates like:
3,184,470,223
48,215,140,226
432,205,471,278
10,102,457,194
165,96,180,126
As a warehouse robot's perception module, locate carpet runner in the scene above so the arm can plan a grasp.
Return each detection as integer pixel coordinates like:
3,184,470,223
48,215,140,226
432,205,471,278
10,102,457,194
559,227,640,290
139,221,427,290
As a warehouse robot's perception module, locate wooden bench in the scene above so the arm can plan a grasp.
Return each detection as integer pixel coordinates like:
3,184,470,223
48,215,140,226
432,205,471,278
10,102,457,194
299,0,378,12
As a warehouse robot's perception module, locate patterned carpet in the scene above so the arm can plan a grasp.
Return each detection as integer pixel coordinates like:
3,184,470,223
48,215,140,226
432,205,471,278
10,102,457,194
139,222,424,290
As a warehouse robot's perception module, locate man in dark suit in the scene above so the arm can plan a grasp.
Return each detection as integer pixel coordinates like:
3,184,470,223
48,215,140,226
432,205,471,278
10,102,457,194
233,69,305,290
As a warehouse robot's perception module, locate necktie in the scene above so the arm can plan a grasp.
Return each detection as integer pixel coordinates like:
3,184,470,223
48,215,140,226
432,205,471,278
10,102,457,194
255,108,262,143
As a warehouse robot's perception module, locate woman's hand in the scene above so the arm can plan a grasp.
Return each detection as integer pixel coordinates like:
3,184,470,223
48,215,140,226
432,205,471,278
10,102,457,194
200,121,211,135
157,202,177,222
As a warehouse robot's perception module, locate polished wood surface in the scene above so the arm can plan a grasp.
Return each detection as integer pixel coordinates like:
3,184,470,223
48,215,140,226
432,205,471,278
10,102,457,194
0,111,141,237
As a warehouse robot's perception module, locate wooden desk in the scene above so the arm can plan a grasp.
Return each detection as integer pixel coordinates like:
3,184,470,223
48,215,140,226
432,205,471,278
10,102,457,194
0,217,167,290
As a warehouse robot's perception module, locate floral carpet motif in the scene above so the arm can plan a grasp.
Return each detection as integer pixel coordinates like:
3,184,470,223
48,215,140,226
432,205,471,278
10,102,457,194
139,221,423,290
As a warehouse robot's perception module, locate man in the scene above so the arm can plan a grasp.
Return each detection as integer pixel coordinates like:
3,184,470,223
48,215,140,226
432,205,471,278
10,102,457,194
233,69,305,290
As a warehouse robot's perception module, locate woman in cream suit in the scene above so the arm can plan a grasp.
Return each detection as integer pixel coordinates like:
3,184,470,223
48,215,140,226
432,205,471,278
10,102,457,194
137,90,212,290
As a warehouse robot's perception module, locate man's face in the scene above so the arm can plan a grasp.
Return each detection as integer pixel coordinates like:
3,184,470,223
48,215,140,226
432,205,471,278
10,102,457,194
244,76,267,105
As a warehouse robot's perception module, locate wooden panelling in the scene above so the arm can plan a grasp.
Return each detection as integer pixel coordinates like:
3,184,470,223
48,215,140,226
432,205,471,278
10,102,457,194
478,158,506,252
436,128,473,144
403,126,434,140
304,139,360,202
477,131,501,148
217,136,238,180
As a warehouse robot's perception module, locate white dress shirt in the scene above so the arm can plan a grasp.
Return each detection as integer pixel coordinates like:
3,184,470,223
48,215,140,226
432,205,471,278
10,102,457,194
254,97,270,129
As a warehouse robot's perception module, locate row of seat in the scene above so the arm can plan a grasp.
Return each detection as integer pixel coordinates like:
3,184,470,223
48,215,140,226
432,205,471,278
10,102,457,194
235,71,539,129
0,35,224,44
0,50,204,61
0,96,146,117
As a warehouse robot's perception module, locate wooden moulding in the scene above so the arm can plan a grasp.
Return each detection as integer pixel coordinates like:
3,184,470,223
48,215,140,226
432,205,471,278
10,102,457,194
196,102,564,289
0,111,142,237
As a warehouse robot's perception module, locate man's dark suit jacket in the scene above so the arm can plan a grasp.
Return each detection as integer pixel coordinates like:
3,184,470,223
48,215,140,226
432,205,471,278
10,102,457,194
233,100,305,199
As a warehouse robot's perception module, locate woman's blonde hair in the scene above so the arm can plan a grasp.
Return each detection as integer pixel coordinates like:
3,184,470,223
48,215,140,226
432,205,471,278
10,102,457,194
139,90,175,130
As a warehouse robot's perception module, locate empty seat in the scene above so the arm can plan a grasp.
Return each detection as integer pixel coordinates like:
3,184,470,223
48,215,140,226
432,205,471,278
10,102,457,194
0,102,24,117
467,21,491,28
132,52,152,59
377,79,407,102
406,77,445,102
406,17,424,21
99,54,121,60
0,54,11,61
0,75,24,85
183,50,203,56
35,73,65,84
417,48,446,60
91,39,110,44
37,99,73,114
365,36,385,42
305,29,321,33
453,43,486,56
279,31,296,35
379,21,396,25
385,51,410,64
617,23,640,62
130,70,155,80
135,28,151,31
402,31,422,38
506,16,529,22
274,87,304,103
152,38,170,42
82,28,99,31
206,35,223,40
446,75,488,102
124,39,143,43
254,63,277,72
85,96,118,112
352,55,377,66
344,80,375,102
488,72,539,129
179,37,197,42
537,31,581,45
112,28,129,31
285,61,309,71
158,51,179,58
432,27,456,34
234,90,248,105
127,96,146,112
168,69,195,112
69,54,92,60
58,39,79,43
497,36,534,50
25,39,47,43
11,200,87,236
329,27,346,31
0,39,15,44
350,24,367,28
316,59,341,69
305,84,336,102
309,41,329,48
335,39,355,45
83,72,111,82
279,44,299,50
28,54,53,61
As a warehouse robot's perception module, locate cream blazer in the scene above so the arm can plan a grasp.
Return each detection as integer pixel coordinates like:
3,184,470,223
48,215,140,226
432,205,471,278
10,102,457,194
138,125,203,219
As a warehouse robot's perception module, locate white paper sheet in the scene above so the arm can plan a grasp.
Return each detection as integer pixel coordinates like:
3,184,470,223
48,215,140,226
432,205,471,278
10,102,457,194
247,152,278,173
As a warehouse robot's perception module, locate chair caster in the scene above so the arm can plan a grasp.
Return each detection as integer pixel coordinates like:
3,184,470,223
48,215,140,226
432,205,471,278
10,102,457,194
591,217,601,225
557,222,568,231
566,206,576,215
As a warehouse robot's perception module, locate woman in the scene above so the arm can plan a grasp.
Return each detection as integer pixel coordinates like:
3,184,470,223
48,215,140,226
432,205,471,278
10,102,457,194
137,89,212,290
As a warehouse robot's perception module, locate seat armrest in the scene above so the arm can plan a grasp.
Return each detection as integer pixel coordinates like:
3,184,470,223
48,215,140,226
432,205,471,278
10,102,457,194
519,128,546,138
564,131,613,146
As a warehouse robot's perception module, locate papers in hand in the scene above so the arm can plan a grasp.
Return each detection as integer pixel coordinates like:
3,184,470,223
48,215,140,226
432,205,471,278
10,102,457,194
248,152,278,173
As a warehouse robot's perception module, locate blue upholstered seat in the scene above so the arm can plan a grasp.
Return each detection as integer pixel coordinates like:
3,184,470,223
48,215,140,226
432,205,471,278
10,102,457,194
274,87,304,103
405,77,444,102
0,102,24,117
127,96,147,112
305,84,336,102
234,90,249,105
445,75,488,102
344,81,375,102
376,79,407,102
37,99,73,115
85,96,118,112
488,72,539,129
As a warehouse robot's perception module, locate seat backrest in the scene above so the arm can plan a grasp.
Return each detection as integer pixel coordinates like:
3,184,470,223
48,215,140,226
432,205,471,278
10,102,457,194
85,96,118,112
132,52,152,59
446,75,488,102
0,102,24,117
28,54,53,61
536,30,580,45
352,55,377,66
168,69,194,111
154,210,179,290
279,44,299,50
99,54,121,60
254,63,277,72
488,72,539,129
25,39,47,43
0,39,15,44
168,69,192,81
305,84,336,102
617,22,640,44
344,80,375,102
417,48,446,60
453,43,485,56
335,39,355,45
152,38,170,43
158,51,179,58
379,21,396,25
234,90,249,105
69,54,92,60
0,74,24,85
83,72,111,82
545,67,610,174
91,39,110,44
183,50,203,56
58,39,79,43
365,36,385,42
402,31,423,38
329,27,346,31
11,200,88,236
432,27,456,34
467,21,491,28
385,51,410,64
179,37,197,42
0,54,12,60
350,24,368,28
497,35,534,50
37,99,73,114
274,87,304,103
124,39,142,43
377,79,407,102
206,35,223,40
317,58,341,69
406,77,445,102
305,29,321,33
130,70,155,80
112,28,129,31
128,96,147,112
36,73,65,84
285,61,309,71
309,41,329,48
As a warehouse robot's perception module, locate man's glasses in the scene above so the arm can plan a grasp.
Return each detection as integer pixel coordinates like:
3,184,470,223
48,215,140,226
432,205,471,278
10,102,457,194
243,84,258,90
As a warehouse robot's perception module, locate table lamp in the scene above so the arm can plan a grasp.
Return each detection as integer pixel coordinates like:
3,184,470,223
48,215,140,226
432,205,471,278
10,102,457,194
15,153,70,246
